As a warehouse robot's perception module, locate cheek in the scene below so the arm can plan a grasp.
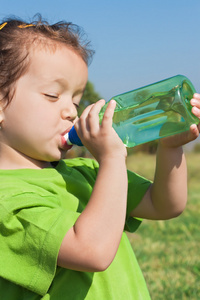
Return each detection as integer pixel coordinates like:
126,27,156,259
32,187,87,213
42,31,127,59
37,107,60,127
3,93,61,139
3,107,57,140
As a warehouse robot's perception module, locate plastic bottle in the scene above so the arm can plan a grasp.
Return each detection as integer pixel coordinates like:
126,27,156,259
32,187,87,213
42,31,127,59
64,75,199,148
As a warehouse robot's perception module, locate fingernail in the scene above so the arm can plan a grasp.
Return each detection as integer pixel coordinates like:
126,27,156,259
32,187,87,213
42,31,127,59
110,99,116,104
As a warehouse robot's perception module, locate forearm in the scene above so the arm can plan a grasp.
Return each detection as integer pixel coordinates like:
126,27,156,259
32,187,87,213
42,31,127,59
58,156,128,271
74,158,127,256
151,142,187,219
58,99,129,271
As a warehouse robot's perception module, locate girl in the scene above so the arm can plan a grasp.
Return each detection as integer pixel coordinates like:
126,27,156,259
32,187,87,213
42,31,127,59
0,15,199,300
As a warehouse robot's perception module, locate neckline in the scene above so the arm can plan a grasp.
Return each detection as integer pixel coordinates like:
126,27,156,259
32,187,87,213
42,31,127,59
0,160,64,173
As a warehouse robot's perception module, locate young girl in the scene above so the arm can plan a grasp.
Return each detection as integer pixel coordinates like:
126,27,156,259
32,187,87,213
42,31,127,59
0,16,199,300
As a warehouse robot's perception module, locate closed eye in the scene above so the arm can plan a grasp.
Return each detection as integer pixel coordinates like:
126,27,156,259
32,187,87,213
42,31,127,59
73,103,80,109
44,94,59,100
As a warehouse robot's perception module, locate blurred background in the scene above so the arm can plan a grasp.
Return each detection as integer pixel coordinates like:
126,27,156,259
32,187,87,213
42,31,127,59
1,0,200,151
1,0,199,99
1,1,200,298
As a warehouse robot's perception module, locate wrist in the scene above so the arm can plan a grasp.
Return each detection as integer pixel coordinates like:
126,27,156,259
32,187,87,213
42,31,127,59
158,138,183,150
98,151,127,164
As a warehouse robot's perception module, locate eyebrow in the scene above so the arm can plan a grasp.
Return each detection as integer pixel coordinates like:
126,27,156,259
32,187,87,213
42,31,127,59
53,78,69,88
40,77,69,90
42,77,86,95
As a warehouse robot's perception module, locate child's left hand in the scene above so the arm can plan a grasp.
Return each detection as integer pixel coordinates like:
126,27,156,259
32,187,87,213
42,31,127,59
191,93,200,120
159,93,200,148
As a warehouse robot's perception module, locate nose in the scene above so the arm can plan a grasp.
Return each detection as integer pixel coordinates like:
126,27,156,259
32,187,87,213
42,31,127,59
61,101,78,121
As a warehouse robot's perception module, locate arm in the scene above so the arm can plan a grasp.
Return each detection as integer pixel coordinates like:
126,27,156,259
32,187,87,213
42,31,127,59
131,93,200,220
131,142,188,220
58,100,128,272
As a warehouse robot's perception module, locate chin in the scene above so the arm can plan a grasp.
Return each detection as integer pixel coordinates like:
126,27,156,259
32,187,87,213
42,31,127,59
32,146,68,163
35,153,62,163
48,149,67,161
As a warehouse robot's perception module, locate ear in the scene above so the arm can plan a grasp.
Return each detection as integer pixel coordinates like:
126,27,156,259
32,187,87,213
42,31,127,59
0,111,3,124
0,100,4,124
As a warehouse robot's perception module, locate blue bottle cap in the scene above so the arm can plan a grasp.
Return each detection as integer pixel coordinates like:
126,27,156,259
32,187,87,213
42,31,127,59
68,126,83,146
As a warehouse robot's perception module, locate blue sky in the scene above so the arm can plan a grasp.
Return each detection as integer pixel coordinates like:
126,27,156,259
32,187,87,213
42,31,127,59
0,0,200,100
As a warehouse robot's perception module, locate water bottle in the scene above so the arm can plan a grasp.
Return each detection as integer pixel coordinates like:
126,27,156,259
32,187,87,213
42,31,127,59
64,75,199,148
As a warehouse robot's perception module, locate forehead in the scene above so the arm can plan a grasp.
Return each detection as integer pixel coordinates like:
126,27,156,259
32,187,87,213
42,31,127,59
26,43,88,84
18,44,88,89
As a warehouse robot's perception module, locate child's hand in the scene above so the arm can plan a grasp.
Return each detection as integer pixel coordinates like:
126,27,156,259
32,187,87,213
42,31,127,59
159,93,200,148
191,93,200,120
74,99,127,162
59,100,128,272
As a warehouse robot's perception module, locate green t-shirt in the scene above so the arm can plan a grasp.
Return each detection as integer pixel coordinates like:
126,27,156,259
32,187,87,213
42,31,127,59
0,158,151,299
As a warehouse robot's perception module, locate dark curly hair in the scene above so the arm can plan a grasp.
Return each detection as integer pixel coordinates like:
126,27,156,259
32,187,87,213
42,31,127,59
0,14,94,107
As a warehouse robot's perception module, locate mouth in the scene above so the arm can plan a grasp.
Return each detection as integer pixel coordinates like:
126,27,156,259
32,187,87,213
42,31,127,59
60,128,73,150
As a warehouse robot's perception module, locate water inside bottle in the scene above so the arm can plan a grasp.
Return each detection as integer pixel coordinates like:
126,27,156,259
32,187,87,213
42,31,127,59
100,80,198,148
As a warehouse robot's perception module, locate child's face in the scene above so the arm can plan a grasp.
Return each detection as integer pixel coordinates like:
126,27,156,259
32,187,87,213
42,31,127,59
0,44,88,167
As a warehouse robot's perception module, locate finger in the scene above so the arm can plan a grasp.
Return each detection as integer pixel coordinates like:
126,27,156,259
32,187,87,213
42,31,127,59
189,124,199,140
193,93,200,100
74,103,94,135
190,93,200,109
101,100,116,128
79,103,96,119
86,99,106,133
88,99,106,118
191,106,200,119
76,100,104,132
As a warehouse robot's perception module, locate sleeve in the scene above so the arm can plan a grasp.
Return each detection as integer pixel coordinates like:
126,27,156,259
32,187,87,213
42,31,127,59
124,170,152,233
0,193,80,296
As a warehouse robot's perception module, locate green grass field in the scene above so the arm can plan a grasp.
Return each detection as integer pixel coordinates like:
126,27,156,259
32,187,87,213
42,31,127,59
126,152,200,300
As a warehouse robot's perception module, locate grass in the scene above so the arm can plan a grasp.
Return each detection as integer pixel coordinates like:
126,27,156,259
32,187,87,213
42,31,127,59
126,152,200,300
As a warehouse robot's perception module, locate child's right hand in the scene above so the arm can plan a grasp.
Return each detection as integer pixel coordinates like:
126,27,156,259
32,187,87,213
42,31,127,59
58,100,128,272
74,99,127,163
